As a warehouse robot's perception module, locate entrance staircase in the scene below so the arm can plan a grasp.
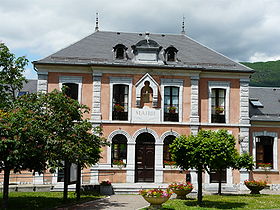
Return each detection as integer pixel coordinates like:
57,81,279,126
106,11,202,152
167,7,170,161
112,183,170,194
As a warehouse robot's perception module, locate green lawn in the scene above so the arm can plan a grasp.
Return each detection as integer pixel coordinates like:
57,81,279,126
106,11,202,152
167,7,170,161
144,194,280,210
0,191,102,210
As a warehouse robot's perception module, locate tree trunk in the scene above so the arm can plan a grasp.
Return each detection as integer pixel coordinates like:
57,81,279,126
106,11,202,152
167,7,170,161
218,169,222,195
76,163,81,200
197,167,203,205
2,168,10,209
63,161,69,202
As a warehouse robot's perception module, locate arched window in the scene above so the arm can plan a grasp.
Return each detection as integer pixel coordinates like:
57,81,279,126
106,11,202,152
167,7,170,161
163,135,176,166
140,81,153,107
113,44,127,60
165,46,178,62
111,134,127,166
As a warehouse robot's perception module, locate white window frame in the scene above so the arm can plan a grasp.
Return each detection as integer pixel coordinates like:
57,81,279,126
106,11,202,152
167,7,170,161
161,79,183,123
252,131,278,170
208,81,230,124
109,77,132,121
59,76,83,103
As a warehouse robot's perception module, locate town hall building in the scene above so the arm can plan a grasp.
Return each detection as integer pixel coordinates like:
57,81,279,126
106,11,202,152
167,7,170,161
31,29,280,191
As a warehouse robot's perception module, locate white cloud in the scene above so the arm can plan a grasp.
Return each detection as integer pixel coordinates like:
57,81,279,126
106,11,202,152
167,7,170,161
249,52,280,62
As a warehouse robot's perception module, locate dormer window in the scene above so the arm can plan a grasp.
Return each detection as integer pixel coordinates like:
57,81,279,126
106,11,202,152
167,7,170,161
165,46,178,62
113,44,127,60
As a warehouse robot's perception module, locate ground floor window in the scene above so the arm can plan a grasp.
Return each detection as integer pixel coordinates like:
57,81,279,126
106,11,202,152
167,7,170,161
111,134,127,166
209,169,227,183
256,136,273,169
163,135,176,167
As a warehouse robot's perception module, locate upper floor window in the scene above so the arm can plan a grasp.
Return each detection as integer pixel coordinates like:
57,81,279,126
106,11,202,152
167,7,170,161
113,44,127,60
163,135,176,167
112,84,128,121
164,86,179,122
63,83,78,100
256,136,273,169
211,88,226,123
111,134,127,166
165,46,178,62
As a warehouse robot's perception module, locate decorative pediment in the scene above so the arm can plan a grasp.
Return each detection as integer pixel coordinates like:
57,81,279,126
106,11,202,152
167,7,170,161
135,73,159,107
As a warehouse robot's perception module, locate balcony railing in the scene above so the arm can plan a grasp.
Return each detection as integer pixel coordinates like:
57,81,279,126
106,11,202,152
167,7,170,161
211,114,225,123
164,112,179,122
112,111,128,121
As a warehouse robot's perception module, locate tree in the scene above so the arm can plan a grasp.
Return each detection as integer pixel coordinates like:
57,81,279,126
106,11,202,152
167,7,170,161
41,88,107,201
0,94,48,209
169,130,214,204
169,129,254,204
0,43,28,110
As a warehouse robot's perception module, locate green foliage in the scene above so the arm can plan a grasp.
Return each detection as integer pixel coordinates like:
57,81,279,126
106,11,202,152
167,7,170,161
0,93,48,173
0,42,28,110
39,88,107,171
235,153,254,171
241,60,280,87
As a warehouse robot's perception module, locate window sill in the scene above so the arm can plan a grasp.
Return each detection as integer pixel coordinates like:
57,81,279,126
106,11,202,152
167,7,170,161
253,169,279,173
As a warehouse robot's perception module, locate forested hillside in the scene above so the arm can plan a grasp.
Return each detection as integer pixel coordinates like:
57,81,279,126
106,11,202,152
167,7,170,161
241,60,280,87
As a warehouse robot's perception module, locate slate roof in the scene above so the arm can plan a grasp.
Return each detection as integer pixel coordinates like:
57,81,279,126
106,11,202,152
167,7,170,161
249,87,280,122
34,31,253,73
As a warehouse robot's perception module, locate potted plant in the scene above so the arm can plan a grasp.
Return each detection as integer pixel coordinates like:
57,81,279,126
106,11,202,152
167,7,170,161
168,182,193,199
112,159,126,169
257,163,272,170
139,188,172,208
215,106,224,114
244,180,267,194
100,180,113,195
114,104,124,112
163,160,177,169
168,106,177,114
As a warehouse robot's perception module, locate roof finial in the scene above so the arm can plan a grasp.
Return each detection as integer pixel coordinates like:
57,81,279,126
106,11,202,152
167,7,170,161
95,12,99,32
181,16,185,34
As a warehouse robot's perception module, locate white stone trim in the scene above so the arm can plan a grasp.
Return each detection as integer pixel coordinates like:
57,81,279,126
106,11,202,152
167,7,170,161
190,76,199,123
239,127,249,154
37,72,48,93
135,73,159,107
160,130,180,143
91,73,102,121
252,131,278,170
208,81,230,124
132,128,159,143
109,77,132,121
240,78,250,124
59,76,83,103
161,78,184,122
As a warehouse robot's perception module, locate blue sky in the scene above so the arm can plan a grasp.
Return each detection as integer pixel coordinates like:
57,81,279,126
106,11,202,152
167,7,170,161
1,0,280,79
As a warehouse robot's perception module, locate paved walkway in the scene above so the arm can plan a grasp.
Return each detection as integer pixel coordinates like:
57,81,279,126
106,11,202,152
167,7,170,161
57,195,149,210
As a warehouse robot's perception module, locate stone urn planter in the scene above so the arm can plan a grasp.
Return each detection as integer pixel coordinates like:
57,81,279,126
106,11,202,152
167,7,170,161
143,196,170,209
172,188,192,199
244,180,267,194
139,188,172,209
169,182,193,199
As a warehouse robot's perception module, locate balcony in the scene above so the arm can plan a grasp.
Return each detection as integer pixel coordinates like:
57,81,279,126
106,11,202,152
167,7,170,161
112,111,128,121
164,112,179,122
211,114,225,123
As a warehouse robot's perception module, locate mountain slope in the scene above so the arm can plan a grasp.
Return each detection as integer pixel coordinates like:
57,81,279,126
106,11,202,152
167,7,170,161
241,60,280,87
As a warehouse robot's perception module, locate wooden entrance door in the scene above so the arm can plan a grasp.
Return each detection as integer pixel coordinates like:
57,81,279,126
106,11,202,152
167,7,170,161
135,133,155,182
